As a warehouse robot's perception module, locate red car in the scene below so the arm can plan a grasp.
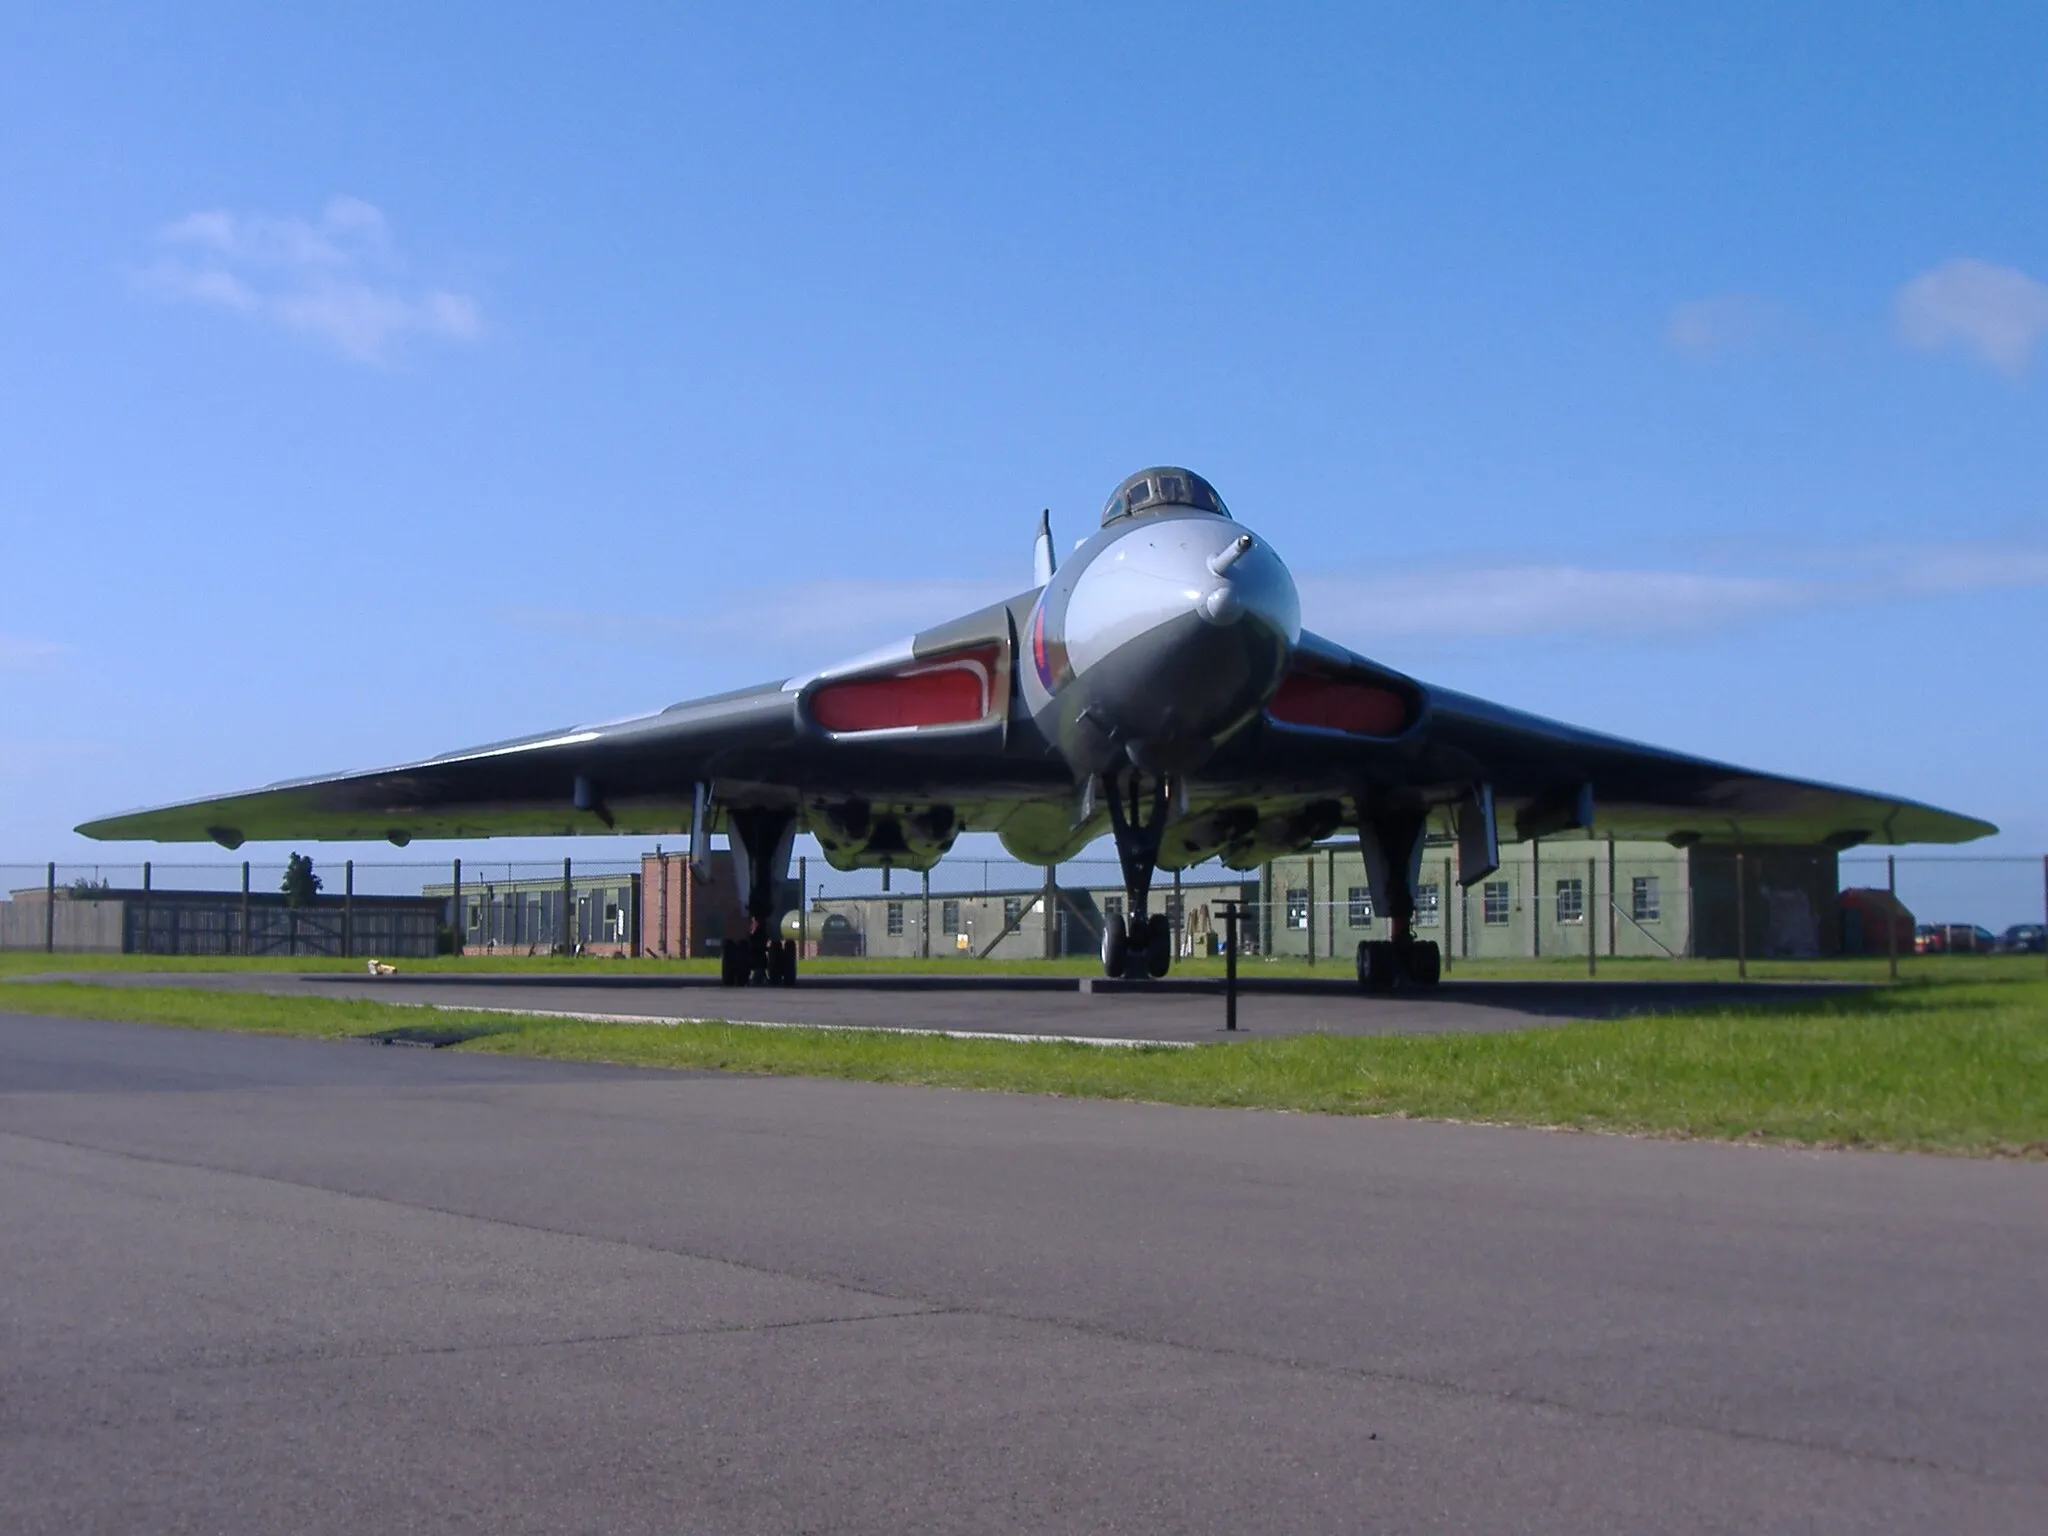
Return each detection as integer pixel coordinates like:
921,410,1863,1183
1915,923,1997,954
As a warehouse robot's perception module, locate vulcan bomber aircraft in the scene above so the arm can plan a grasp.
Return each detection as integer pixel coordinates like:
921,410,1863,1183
81,467,1994,987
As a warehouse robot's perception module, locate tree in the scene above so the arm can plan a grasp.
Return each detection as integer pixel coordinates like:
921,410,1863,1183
281,852,322,908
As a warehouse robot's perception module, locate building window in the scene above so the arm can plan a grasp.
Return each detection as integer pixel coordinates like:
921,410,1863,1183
1165,893,1184,929
1103,894,1123,923
1632,876,1660,922
1286,887,1309,929
1483,881,1510,925
1348,886,1373,926
886,901,904,936
1555,878,1584,924
942,899,961,933
1003,896,1023,927
1415,883,1440,928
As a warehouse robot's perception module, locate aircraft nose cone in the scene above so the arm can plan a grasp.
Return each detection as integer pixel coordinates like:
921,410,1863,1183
1192,530,1298,649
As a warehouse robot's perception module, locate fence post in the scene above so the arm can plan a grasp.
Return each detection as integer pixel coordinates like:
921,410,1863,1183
1042,864,1055,959
562,857,573,955
240,861,251,955
344,860,355,959
1887,854,1898,982
1442,856,1454,974
141,860,152,956
451,858,463,957
1325,847,1336,970
922,867,932,960
2040,854,2046,977
681,849,694,960
1607,841,1617,957
654,850,667,957
1531,842,1542,959
44,862,55,953
1587,856,1597,977
1306,856,1316,967
1735,850,1748,981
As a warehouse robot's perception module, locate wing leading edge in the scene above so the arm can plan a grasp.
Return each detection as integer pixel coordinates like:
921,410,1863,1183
1241,631,1994,848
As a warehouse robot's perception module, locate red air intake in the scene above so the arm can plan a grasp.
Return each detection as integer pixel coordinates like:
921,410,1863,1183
809,647,998,733
1267,673,1412,736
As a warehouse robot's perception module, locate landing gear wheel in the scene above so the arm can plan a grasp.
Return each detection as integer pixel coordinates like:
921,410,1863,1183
720,944,744,987
1101,916,1129,980
1357,939,1396,992
1144,914,1172,978
1409,940,1442,987
771,938,799,986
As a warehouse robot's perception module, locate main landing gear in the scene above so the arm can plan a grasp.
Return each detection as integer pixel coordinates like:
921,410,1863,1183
719,806,800,988
1355,808,1443,993
1100,770,1174,980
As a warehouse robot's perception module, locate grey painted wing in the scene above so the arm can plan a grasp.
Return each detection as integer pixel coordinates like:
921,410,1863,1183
1236,631,1994,847
1416,686,1994,846
75,682,808,844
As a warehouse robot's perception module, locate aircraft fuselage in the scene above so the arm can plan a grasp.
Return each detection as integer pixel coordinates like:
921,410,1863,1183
1020,508,1301,779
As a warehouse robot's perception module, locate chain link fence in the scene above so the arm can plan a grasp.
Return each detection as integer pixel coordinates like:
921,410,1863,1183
3,847,2043,962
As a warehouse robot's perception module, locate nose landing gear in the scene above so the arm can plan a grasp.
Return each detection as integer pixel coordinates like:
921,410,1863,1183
1101,771,1175,980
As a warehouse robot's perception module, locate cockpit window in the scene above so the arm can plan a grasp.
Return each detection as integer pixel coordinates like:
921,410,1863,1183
1100,466,1231,526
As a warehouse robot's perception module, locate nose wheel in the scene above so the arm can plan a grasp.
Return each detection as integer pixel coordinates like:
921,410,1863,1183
1101,771,1174,980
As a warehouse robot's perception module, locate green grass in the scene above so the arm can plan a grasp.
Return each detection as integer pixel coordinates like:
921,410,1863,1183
4,971,2045,1157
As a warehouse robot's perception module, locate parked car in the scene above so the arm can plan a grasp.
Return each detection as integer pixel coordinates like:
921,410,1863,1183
1996,923,2046,954
1915,923,1999,954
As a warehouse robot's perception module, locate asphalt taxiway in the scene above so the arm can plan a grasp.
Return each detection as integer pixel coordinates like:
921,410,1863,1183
2,1009,2041,1533
41,969,1867,1043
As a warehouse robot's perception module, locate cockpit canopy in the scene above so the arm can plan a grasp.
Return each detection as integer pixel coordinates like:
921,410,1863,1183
1100,466,1231,527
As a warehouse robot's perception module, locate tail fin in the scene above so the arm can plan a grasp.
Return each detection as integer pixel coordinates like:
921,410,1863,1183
1032,509,1056,586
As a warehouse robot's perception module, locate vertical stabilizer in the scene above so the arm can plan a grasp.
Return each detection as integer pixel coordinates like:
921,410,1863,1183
1032,509,1057,587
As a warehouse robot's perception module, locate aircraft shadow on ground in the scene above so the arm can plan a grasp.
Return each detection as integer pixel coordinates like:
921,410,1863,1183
305,971,1871,1020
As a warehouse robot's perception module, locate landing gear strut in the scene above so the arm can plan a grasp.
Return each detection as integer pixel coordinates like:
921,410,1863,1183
1101,770,1174,980
721,806,799,988
1355,808,1442,992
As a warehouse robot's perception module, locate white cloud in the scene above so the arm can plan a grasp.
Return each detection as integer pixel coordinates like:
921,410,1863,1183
1664,294,1789,356
142,196,483,364
0,636,65,672
1894,258,2048,376
1300,539,2048,644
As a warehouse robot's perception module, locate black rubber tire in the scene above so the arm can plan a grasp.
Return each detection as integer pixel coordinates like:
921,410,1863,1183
1357,939,1396,992
1410,940,1442,987
719,944,741,987
1100,915,1128,979
776,939,799,986
1144,913,1172,978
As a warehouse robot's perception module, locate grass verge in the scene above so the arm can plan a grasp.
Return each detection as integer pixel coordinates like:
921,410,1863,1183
4,975,2045,1156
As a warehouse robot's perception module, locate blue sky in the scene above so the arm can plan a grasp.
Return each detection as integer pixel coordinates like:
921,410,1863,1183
3,3,2044,892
